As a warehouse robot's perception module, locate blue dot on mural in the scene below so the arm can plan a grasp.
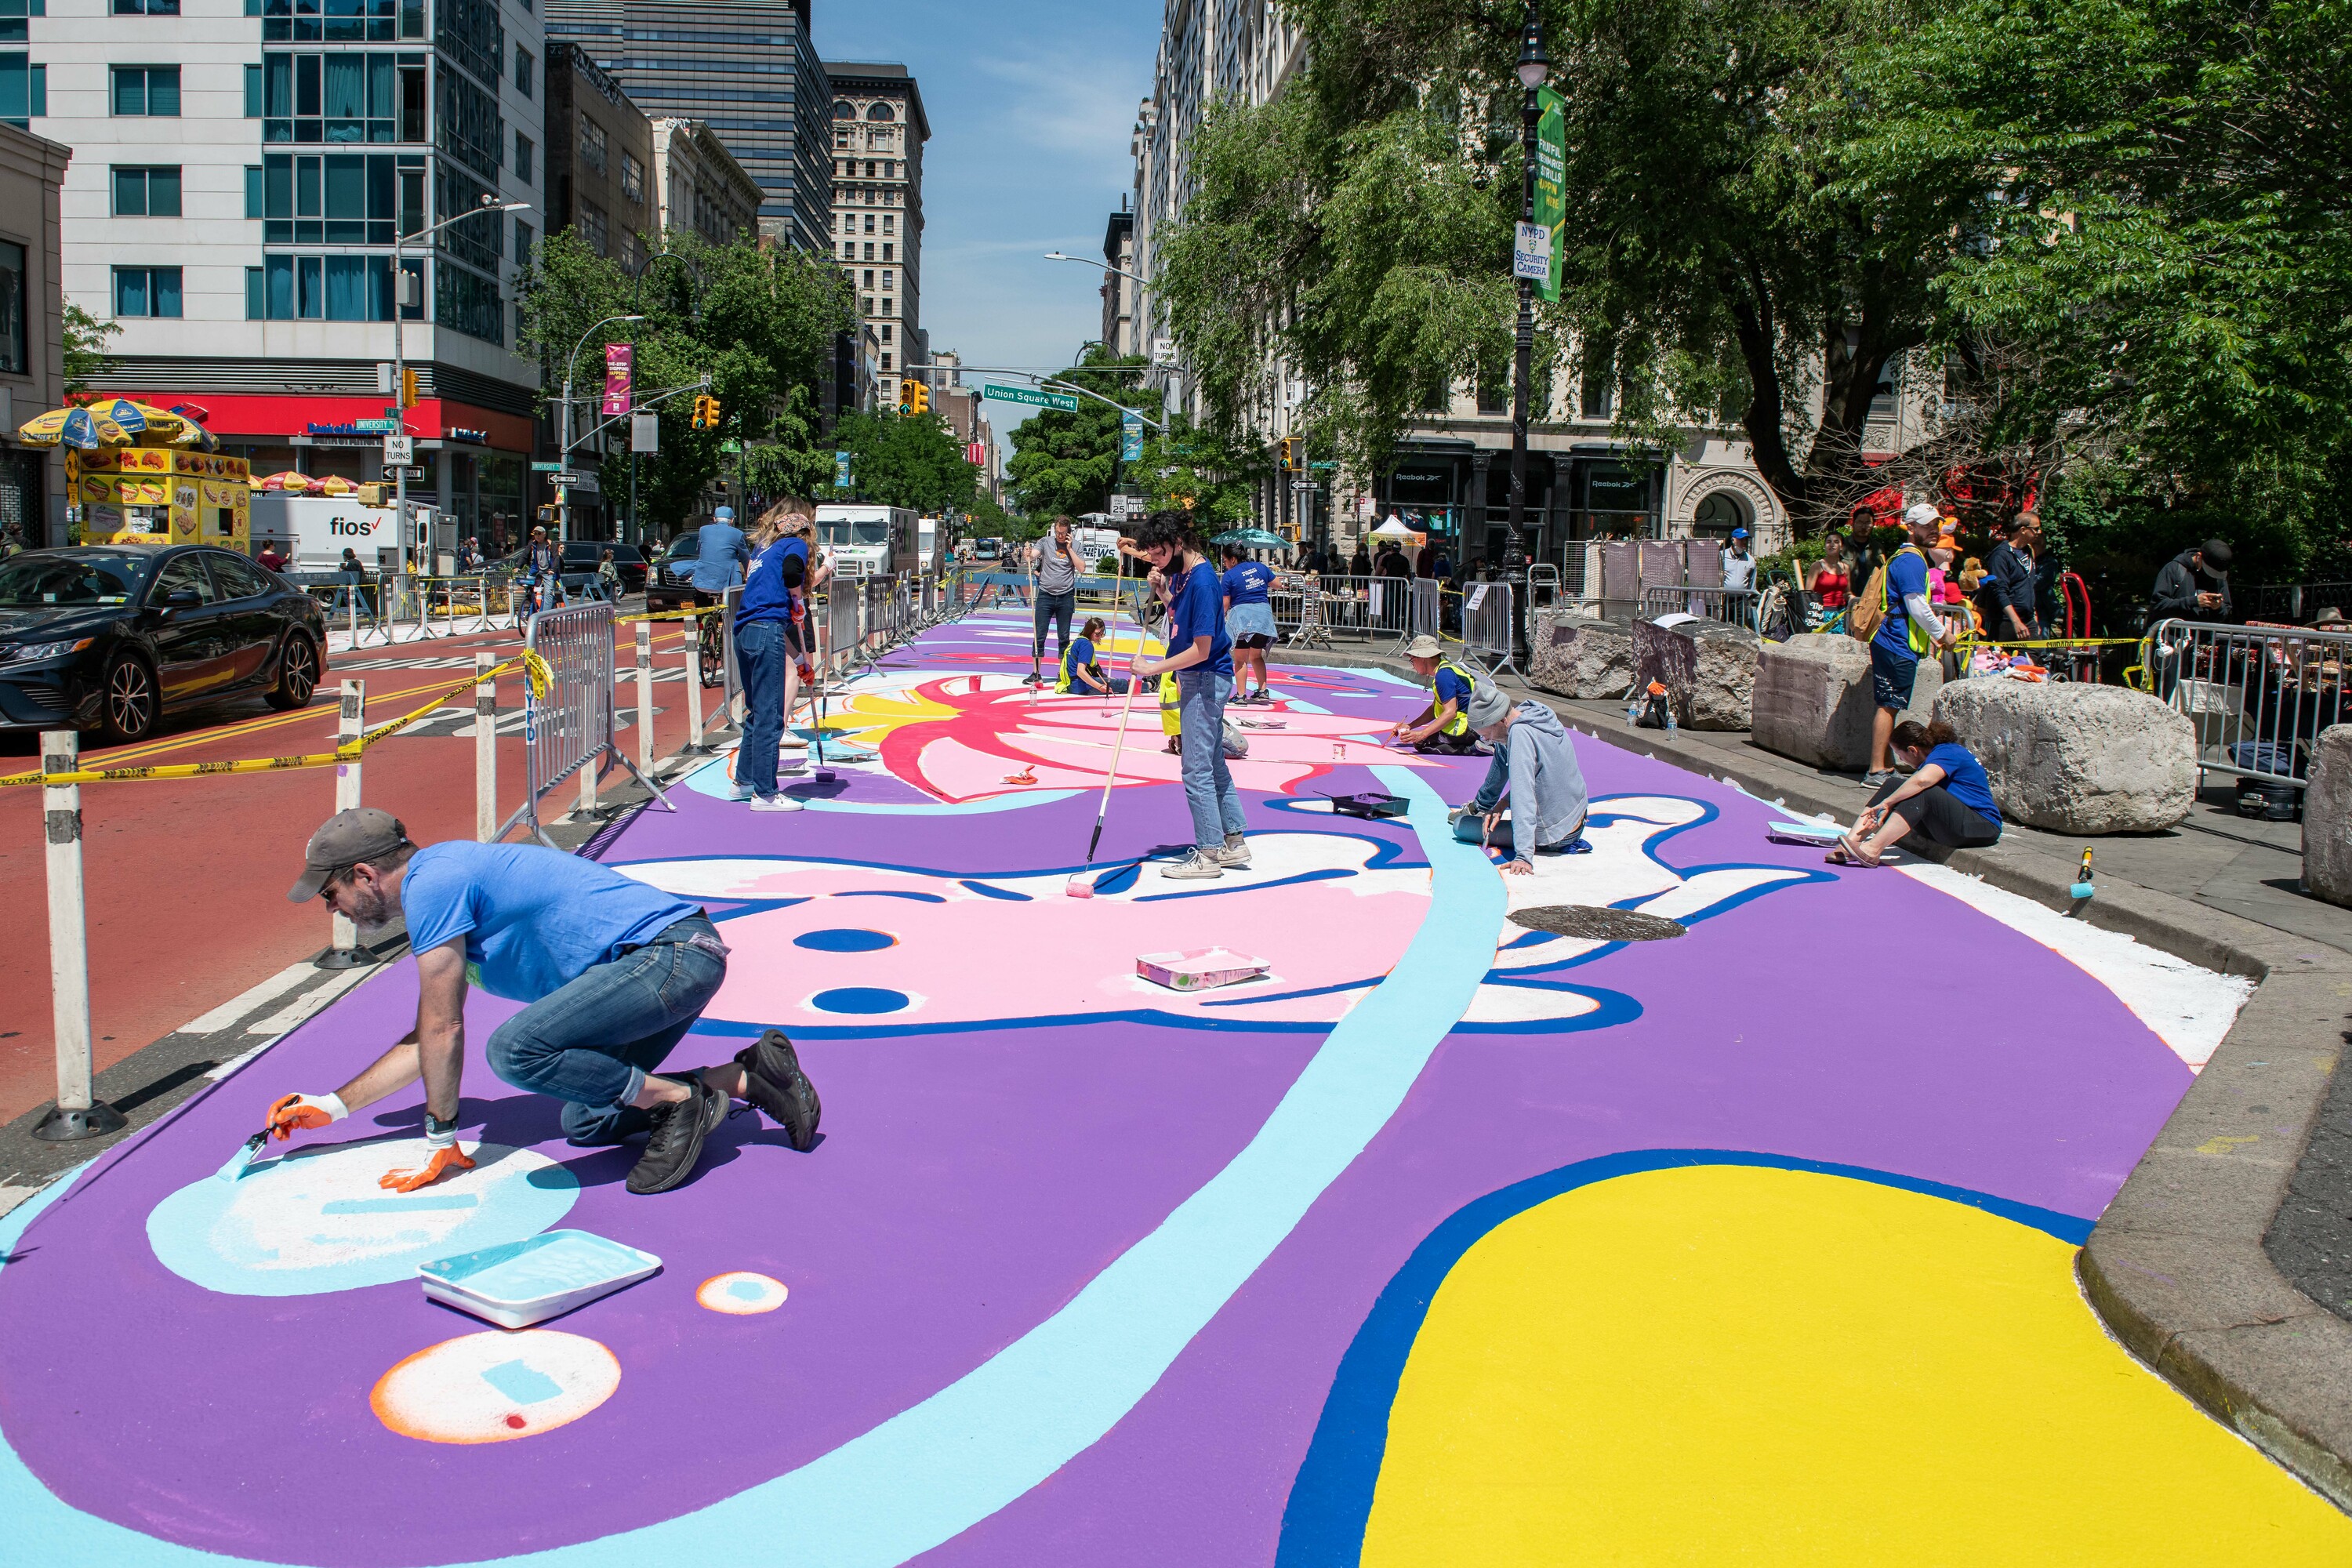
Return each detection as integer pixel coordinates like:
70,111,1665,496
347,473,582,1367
811,986,911,1014
728,1279,765,1301
794,927,895,953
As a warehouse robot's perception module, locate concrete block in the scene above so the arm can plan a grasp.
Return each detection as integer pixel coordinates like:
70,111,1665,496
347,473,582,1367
1933,678,2196,833
2305,725,2352,908
1686,622,1761,731
1529,612,1635,700
1751,633,1941,770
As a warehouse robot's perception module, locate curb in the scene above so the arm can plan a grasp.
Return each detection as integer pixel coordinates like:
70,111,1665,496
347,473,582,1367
1287,643,2352,1509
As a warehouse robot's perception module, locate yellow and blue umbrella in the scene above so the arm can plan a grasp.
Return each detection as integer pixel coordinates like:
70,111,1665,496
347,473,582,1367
13,405,132,450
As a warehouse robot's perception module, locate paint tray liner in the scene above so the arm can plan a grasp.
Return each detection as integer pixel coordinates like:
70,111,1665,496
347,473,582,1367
1766,819,1844,846
420,1229,662,1330
1137,946,1272,992
1325,791,1408,820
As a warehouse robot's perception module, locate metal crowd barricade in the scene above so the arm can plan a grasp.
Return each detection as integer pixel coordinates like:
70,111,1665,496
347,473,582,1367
1462,581,1518,676
2145,618,2352,790
1527,562,1563,613
1409,578,1443,642
495,601,675,848
1286,573,1416,651
1639,584,1759,629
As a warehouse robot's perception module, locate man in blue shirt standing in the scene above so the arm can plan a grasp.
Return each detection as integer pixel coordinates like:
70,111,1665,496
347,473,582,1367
1131,511,1246,880
1866,504,1959,786
731,503,826,810
262,808,821,1196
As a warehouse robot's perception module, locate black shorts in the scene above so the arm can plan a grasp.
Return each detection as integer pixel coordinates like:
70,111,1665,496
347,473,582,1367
1234,633,1272,650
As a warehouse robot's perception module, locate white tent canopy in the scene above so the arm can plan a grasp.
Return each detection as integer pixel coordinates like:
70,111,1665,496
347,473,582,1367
1370,517,1417,539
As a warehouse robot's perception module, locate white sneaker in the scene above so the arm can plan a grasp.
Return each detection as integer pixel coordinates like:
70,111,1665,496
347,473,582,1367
728,782,756,802
1160,849,1225,880
750,793,804,812
1216,837,1252,868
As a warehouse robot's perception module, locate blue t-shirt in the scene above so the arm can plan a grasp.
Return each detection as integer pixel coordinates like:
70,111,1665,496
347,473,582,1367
689,521,749,591
1926,742,2001,824
1169,558,1234,676
400,841,703,1002
738,535,804,627
1433,664,1472,710
1058,635,1098,691
1874,548,1929,658
1221,561,1274,606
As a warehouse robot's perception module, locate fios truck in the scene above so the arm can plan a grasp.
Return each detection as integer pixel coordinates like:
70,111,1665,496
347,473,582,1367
249,494,398,568
814,503,916,578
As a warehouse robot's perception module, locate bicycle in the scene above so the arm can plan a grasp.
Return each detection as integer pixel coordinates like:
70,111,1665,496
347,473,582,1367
695,594,726,688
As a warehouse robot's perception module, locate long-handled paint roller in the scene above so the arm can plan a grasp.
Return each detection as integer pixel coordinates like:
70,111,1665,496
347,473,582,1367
1068,549,1145,898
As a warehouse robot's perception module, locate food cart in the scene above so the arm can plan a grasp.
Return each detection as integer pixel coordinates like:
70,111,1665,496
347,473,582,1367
73,447,251,550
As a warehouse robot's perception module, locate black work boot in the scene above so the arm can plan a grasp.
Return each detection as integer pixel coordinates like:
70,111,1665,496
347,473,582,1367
626,1076,726,1194
734,1029,822,1152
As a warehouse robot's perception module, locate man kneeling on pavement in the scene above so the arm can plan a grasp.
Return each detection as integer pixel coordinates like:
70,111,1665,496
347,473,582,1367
262,808,820,1196
1391,634,1491,756
1449,687,1592,874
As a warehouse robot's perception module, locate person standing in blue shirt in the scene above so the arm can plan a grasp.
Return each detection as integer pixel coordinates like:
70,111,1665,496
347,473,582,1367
1834,719,2002,865
732,502,826,811
1220,544,1279,703
1866,504,1959,785
262,808,822,1196
1131,510,1245,880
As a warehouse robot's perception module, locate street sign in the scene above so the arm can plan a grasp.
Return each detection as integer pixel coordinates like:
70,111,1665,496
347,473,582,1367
1513,221,1552,282
381,465,427,482
1534,86,1567,303
383,434,414,464
531,460,565,472
602,343,633,416
1110,494,1145,519
632,412,659,452
548,470,586,486
1152,337,1176,366
982,383,1081,412
1120,409,1144,463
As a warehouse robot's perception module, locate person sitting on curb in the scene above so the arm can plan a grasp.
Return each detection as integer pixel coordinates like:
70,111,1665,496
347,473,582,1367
261,808,821,1196
1391,633,1491,755
1448,686,1592,874
1831,719,2003,866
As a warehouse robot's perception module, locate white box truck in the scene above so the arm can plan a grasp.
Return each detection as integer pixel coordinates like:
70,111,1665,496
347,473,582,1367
814,503,917,578
249,494,423,569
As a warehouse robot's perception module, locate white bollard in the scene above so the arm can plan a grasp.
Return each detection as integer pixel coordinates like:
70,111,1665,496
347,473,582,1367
684,612,706,751
475,651,497,841
32,731,122,1142
318,679,376,968
635,620,655,775
724,613,742,730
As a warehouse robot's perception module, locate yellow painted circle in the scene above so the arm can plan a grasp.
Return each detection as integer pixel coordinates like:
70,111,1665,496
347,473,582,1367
1363,1164,2352,1564
697,1272,790,1315
371,1330,619,1445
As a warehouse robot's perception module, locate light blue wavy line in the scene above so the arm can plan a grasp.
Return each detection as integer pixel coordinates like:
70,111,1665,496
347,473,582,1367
0,762,1498,1568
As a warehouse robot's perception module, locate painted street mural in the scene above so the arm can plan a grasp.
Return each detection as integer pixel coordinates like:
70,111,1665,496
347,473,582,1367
2,610,2343,1566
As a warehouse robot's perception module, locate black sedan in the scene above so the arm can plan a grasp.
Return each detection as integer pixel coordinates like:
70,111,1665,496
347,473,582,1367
0,546,328,742
645,533,702,613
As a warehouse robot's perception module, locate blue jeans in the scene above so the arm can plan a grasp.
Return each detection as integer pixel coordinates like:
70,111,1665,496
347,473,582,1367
1176,667,1246,849
485,916,728,1145
736,617,786,797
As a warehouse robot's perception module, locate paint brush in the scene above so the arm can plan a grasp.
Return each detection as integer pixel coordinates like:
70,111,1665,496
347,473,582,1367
216,1129,269,1182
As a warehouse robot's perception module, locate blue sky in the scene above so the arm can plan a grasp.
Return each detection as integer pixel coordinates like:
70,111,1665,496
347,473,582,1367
812,1,1160,450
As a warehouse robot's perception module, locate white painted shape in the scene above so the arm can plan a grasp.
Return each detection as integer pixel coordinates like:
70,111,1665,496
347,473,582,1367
1897,862,2254,1068
178,961,316,1035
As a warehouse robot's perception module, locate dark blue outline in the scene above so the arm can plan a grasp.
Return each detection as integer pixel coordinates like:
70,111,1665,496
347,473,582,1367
1272,1149,2095,1567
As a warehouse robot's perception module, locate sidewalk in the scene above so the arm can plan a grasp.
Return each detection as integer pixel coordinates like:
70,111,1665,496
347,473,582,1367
1288,641,2352,1510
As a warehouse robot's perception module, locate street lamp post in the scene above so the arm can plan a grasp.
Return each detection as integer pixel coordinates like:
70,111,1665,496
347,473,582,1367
1507,4,1551,664
392,194,527,568
558,313,645,546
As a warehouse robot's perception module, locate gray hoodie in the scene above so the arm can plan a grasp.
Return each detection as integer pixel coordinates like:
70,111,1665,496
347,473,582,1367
1468,700,1588,851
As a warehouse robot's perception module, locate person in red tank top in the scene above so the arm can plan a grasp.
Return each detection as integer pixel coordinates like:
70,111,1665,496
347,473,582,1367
1810,533,1850,609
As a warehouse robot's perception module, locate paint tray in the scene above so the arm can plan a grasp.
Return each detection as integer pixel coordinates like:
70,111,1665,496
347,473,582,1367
1766,820,1844,846
1325,791,1408,820
419,1229,662,1330
1136,946,1272,992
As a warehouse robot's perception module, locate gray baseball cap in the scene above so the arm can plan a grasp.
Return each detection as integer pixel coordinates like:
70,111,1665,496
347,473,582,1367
288,807,412,902
1465,684,1512,732
1405,634,1442,659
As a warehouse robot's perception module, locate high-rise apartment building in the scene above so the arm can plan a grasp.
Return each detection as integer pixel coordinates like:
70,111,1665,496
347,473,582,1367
824,61,924,377
1101,204,1135,358
5,0,545,539
546,42,652,271
544,0,829,251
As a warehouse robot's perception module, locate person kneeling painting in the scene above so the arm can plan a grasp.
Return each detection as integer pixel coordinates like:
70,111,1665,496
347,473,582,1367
1449,688,1591,875
264,809,821,1196
1832,719,2003,867
1056,615,1129,695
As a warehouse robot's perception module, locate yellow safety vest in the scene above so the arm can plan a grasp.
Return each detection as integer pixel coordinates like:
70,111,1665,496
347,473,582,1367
1883,546,1933,655
1434,659,1475,736
1055,641,1093,694
1159,669,1181,736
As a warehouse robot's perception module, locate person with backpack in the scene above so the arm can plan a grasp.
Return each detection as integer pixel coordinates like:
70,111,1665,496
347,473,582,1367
1390,633,1490,755
1849,503,1959,787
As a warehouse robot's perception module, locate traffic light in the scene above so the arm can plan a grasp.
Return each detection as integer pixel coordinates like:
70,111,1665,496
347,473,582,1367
535,504,557,524
897,378,919,416
691,394,721,429
400,366,419,408
706,394,721,429
910,379,930,417
1279,437,1298,470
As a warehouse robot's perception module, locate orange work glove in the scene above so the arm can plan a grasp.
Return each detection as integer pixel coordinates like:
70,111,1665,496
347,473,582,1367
379,1145,474,1192
265,1091,347,1142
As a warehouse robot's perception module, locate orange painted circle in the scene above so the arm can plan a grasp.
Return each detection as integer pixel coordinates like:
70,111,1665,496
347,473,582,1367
697,1272,789,1315
371,1329,620,1444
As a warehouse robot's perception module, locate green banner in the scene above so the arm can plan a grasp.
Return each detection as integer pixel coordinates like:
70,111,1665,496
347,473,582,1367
1534,85,1566,303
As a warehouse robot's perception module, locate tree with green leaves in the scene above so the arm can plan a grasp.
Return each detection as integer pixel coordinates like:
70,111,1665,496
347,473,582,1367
1002,350,1156,517
829,409,982,514
62,303,119,397
1130,417,1269,529
517,230,852,535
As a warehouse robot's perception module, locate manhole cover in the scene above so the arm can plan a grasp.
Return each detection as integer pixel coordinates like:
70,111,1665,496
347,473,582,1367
1508,905,1688,942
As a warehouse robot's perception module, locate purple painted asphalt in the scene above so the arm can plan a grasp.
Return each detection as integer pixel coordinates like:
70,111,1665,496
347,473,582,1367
0,615,2193,1566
